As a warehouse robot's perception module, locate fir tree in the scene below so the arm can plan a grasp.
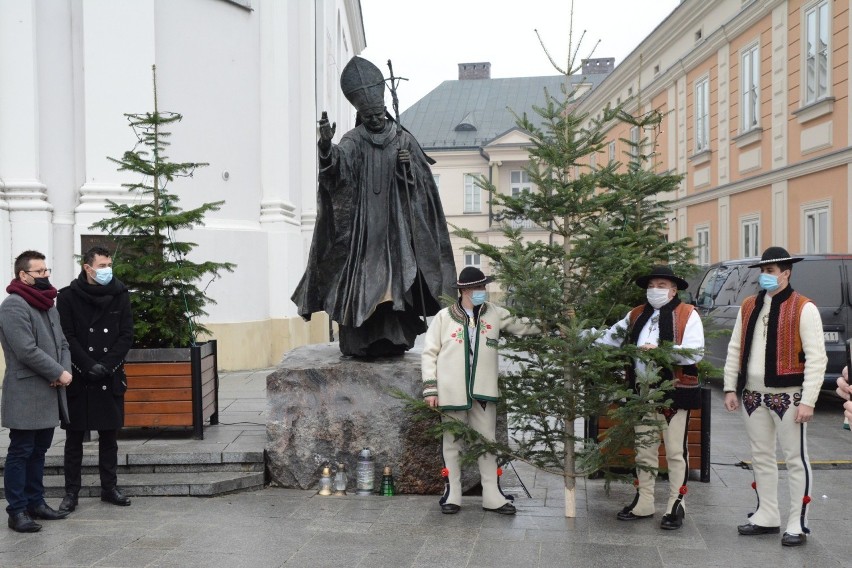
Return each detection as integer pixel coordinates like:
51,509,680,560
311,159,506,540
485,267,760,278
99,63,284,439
91,65,235,348
403,53,700,517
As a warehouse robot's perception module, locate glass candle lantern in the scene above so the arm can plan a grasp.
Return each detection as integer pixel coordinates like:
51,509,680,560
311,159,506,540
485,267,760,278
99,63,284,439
317,465,333,496
333,462,348,496
356,448,375,495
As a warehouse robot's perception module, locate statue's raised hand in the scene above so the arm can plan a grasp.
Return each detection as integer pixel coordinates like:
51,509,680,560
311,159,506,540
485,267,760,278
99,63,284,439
318,111,336,152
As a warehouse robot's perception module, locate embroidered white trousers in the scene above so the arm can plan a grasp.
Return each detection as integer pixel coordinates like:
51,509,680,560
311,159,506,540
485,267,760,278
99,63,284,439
631,409,690,517
741,390,811,535
441,403,509,510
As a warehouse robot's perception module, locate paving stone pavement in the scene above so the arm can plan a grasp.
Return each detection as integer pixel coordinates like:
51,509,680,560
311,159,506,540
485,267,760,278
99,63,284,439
0,370,850,567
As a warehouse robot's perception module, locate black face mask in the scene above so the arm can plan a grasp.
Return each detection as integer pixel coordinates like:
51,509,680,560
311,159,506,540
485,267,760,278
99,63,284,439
33,277,52,290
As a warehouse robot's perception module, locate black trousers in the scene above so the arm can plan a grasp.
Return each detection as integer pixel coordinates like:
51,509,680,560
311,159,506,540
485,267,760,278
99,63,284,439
63,429,118,495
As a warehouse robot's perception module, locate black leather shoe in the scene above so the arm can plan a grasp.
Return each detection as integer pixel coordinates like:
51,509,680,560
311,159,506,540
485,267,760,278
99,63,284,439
8,512,41,533
59,493,78,513
440,503,461,514
781,532,806,547
483,503,516,515
738,523,780,535
101,487,131,506
660,513,683,530
27,502,69,520
617,508,652,521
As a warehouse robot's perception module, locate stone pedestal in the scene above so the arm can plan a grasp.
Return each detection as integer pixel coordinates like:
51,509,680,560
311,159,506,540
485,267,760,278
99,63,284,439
266,343,480,494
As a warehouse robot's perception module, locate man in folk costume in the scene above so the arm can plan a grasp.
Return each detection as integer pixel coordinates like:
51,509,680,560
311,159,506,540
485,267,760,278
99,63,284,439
422,267,538,515
592,266,704,530
723,247,826,547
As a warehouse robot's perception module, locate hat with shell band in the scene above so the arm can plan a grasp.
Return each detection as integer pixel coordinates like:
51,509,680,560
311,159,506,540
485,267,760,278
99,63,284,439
452,266,494,289
747,246,804,268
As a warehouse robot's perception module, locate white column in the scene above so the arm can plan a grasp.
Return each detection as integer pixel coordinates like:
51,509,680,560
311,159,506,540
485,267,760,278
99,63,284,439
260,0,303,319
716,44,730,185
74,0,156,247
772,3,788,167
718,196,730,262
772,181,788,249
0,0,52,265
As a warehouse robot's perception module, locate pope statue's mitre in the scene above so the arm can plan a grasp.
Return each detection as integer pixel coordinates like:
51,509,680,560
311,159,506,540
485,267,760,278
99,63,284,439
340,56,385,113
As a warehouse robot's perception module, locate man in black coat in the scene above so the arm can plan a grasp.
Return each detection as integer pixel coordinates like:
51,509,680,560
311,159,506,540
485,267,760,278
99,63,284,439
57,246,133,512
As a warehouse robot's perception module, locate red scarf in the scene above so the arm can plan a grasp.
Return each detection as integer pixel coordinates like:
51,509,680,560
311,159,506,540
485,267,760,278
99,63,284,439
6,279,57,311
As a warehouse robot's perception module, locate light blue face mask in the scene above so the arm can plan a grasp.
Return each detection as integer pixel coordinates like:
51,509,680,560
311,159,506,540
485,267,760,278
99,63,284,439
758,273,779,292
471,291,487,306
94,267,113,286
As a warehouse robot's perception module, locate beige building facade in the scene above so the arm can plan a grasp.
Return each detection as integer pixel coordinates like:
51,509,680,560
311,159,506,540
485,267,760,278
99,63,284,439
575,0,852,264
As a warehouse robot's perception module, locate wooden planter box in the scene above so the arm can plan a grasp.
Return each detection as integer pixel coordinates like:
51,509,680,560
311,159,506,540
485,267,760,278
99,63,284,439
586,385,711,482
123,340,219,439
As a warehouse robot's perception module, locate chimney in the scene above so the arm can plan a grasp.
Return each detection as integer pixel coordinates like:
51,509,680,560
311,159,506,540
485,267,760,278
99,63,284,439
581,57,615,75
458,62,491,80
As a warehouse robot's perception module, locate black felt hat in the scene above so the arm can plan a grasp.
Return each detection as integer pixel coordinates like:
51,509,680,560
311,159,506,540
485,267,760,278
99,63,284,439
452,266,494,289
747,246,804,268
634,265,689,291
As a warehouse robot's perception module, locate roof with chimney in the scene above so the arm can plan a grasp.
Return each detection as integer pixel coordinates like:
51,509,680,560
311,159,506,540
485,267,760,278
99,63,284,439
400,59,613,151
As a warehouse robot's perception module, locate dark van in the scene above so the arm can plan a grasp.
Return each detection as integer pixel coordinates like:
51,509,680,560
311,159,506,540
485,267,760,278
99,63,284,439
691,254,852,391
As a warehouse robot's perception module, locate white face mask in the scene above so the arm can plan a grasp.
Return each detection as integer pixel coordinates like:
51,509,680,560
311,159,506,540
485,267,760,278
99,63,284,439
646,288,672,309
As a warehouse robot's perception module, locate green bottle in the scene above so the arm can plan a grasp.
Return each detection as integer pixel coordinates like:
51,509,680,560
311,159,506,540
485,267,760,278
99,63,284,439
380,466,395,496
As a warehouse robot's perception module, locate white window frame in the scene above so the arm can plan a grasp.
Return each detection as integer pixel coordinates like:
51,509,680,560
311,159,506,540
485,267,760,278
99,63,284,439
695,225,710,266
463,174,481,213
802,201,831,254
804,0,830,104
740,215,760,258
608,141,616,162
741,43,760,131
629,126,640,158
589,152,597,169
510,170,532,197
695,76,710,152
464,253,481,269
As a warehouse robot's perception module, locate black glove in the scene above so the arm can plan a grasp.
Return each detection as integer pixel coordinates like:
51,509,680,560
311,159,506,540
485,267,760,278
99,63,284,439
87,363,110,382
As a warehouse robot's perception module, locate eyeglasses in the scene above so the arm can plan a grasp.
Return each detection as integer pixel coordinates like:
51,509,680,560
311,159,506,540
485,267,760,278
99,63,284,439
25,268,52,277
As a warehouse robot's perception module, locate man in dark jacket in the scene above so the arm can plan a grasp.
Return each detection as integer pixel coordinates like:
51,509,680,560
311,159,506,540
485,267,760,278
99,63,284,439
57,246,133,512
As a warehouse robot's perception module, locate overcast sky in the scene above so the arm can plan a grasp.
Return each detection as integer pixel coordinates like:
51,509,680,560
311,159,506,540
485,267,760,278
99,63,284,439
360,0,682,112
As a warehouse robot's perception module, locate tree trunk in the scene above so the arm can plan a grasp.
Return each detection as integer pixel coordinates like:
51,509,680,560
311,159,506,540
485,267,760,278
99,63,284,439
563,407,576,517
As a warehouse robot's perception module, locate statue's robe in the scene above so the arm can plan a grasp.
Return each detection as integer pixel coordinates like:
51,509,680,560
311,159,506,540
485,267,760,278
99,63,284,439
292,119,456,357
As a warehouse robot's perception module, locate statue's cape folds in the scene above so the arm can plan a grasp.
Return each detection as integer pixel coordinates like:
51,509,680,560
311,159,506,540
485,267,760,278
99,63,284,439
292,120,455,328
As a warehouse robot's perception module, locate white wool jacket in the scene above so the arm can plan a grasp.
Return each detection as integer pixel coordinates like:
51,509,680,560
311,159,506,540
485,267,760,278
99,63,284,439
421,301,538,410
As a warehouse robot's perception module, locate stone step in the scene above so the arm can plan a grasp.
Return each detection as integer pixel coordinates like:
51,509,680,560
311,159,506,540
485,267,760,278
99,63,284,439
7,471,266,498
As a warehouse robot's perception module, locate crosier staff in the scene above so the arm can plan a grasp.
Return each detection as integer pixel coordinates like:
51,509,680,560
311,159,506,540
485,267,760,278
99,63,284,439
386,60,428,325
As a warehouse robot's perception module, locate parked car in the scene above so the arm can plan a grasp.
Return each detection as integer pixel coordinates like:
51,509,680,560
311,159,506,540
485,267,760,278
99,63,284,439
689,254,852,391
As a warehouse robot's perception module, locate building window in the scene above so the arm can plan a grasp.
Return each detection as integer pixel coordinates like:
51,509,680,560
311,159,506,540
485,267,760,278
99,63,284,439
629,126,640,158
804,204,829,253
741,216,760,258
464,253,481,268
510,170,532,196
741,44,760,131
464,174,481,213
608,141,616,162
696,226,710,265
695,77,710,152
805,0,830,104
589,153,597,169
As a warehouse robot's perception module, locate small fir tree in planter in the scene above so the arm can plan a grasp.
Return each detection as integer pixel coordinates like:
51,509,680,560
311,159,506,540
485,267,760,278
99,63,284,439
91,65,234,348
91,65,234,438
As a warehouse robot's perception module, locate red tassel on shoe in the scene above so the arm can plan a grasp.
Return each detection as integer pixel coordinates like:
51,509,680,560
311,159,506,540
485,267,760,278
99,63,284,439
802,495,811,505
679,486,688,495
497,467,503,477
751,481,757,489
441,467,449,478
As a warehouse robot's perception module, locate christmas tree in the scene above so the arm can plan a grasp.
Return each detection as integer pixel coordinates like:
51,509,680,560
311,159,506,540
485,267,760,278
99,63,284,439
407,54,699,517
92,65,234,348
